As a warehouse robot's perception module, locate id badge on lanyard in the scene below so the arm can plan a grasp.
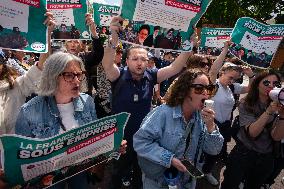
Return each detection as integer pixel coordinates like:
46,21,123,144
134,94,139,102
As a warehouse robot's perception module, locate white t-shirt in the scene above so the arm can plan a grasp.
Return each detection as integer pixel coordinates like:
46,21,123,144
211,80,244,123
57,102,79,134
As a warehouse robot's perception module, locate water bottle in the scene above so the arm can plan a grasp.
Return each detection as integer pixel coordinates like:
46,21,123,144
168,172,178,189
164,167,180,189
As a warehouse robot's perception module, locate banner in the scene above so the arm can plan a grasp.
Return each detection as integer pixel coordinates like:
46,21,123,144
0,0,47,53
0,112,130,188
119,0,212,51
230,17,284,68
47,0,91,40
93,2,120,46
200,27,232,56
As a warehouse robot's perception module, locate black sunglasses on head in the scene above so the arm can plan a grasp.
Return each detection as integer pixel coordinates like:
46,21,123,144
262,80,281,88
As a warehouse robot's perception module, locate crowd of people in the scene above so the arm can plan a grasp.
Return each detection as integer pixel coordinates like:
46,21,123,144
0,12,284,189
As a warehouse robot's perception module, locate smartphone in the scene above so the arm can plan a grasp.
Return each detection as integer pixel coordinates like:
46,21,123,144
181,159,204,178
204,99,214,110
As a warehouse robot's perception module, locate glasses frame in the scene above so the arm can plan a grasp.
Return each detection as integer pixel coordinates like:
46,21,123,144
59,71,86,82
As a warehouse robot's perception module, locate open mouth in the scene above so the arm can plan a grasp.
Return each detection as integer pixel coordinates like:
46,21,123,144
72,86,79,91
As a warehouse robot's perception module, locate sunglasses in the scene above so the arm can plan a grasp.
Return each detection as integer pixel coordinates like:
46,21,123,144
262,80,281,88
190,84,218,96
200,61,211,67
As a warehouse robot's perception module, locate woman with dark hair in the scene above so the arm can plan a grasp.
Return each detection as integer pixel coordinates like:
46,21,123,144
186,54,211,74
133,69,223,189
221,71,284,189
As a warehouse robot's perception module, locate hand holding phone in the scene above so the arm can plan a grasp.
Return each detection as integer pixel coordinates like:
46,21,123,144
181,159,204,179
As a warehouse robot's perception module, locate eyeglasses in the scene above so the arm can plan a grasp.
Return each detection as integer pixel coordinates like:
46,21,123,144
190,84,218,96
128,57,149,63
262,80,281,88
59,72,86,82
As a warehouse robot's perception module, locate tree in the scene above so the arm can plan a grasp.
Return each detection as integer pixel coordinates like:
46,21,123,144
198,0,283,27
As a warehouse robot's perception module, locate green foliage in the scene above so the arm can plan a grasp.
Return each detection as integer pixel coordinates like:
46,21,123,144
199,0,283,27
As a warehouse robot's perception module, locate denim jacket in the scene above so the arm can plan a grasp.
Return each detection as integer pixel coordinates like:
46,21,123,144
133,104,224,184
15,93,97,139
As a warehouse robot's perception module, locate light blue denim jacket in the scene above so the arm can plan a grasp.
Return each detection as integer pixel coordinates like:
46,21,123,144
133,104,224,184
15,93,97,138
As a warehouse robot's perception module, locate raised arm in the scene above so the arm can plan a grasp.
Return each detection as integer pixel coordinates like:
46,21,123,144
209,40,231,84
37,11,55,70
157,52,192,83
102,17,123,81
241,102,279,138
238,65,254,94
84,13,104,68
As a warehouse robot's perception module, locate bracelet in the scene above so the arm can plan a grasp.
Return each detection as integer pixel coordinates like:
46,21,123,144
249,74,255,79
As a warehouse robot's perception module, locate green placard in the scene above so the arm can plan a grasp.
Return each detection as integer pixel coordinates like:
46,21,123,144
119,0,212,51
230,17,284,68
200,27,232,55
0,0,47,53
1,112,130,188
47,0,91,40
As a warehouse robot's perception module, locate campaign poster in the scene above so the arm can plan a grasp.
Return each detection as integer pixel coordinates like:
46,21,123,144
93,2,120,46
200,27,232,56
0,0,48,53
119,0,212,52
47,0,91,40
0,113,130,188
230,17,284,68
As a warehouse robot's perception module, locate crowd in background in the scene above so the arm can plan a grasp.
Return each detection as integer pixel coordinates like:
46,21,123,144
0,12,284,189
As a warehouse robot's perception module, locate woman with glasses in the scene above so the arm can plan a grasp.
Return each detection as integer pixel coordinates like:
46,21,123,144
133,69,224,189
221,71,284,189
15,52,96,188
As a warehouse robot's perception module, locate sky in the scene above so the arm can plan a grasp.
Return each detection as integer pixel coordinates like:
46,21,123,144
90,0,120,5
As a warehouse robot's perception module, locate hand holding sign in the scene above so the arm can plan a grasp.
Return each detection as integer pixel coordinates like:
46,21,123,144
109,16,124,46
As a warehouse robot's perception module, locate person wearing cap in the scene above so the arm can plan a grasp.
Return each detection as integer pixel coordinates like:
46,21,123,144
102,16,193,189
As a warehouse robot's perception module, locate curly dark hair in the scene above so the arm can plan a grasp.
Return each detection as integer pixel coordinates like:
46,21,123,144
165,69,207,107
243,70,281,114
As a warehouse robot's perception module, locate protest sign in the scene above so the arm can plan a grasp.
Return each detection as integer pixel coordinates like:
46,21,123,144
200,28,232,55
119,0,212,51
0,112,130,188
93,2,120,46
0,0,47,53
47,0,91,40
230,17,284,68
